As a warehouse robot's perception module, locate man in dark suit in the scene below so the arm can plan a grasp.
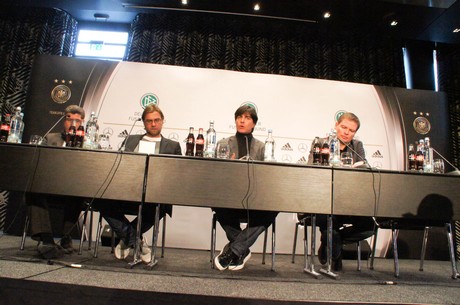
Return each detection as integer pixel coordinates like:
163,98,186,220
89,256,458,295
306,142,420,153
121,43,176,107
100,104,181,263
27,105,86,259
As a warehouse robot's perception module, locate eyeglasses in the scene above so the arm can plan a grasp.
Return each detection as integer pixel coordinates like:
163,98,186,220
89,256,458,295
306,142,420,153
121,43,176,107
144,118,163,124
65,118,82,124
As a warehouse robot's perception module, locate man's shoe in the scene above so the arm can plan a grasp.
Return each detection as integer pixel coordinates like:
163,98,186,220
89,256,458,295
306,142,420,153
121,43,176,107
38,243,65,259
140,240,152,264
214,243,237,271
317,241,327,265
228,249,251,271
59,235,74,254
114,240,131,260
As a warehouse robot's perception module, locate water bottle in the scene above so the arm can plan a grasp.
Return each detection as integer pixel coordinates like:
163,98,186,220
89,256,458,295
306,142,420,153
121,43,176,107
204,120,217,158
7,107,24,143
83,112,99,149
264,129,276,162
423,137,433,173
329,129,341,166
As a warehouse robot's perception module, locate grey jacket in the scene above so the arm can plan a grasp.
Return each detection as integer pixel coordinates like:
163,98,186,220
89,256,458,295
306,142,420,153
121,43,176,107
218,134,265,161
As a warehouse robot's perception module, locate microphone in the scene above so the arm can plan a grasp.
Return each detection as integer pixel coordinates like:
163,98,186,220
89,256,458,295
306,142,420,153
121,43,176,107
239,135,251,161
118,117,141,151
431,147,460,176
41,115,66,143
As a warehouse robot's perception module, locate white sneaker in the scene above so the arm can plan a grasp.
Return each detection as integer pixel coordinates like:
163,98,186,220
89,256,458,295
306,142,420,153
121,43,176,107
140,240,152,264
114,240,130,260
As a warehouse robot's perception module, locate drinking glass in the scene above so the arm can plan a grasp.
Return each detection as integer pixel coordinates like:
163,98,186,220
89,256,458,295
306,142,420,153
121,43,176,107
433,159,445,174
29,135,43,145
216,142,230,159
341,152,353,167
98,134,111,150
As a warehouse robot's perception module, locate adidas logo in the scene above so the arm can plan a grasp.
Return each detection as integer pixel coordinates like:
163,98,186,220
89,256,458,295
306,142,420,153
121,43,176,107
372,150,383,158
119,130,128,138
281,143,293,151
297,156,307,164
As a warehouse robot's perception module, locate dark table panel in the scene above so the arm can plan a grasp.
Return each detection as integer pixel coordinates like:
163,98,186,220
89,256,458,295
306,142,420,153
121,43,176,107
146,155,332,214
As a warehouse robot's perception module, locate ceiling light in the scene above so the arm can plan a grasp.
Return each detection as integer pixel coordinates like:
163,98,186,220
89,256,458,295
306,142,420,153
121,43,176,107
181,0,188,4
453,28,460,33
323,12,331,19
254,3,260,11
390,20,398,26
93,13,109,22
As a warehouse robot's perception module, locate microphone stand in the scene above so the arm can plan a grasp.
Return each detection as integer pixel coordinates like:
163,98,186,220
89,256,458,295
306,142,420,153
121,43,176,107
431,147,460,175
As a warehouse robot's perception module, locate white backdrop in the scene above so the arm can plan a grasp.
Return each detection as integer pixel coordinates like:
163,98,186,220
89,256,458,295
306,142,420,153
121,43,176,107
89,62,397,255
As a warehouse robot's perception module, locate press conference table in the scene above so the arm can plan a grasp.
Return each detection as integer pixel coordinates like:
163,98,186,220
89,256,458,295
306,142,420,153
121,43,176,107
1,143,459,270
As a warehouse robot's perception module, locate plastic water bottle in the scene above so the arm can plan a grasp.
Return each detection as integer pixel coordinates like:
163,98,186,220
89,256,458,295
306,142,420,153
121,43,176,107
204,120,217,158
7,107,24,143
83,112,99,149
264,129,276,162
423,137,433,173
329,129,341,166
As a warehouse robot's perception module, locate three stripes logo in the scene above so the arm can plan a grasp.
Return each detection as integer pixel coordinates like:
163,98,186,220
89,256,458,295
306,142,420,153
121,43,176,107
372,150,383,158
281,143,293,151
297,156,307,164
119,130,129,138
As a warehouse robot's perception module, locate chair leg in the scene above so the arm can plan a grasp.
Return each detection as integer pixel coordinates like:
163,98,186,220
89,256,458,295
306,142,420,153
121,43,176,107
210,213,217,268
419,226,430,271
161,216,166,258
262,227,268,265
20,215,30,251
78,209,89,255
392,228,400,278
304,214,320,278
292,222,300,263
270,221,276,271
445,222,459,279
88,208,94,250
93,214,103,258
356,241,362,271
369,227,379,270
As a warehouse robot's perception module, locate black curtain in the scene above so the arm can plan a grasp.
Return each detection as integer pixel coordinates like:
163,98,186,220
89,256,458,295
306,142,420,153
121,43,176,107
126,11,405,88
0,6,78,232
436,43,460,259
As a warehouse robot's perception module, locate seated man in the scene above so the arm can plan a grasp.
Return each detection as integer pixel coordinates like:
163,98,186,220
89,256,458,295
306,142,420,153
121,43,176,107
213,105,278,271
307,112,375,271
98,104,181,263
27,105,86,259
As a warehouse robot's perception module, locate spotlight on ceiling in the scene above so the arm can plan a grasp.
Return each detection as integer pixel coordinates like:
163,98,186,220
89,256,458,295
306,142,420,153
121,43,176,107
94,13,109,22
254,3,260,11
181,0,188,4
453,28,460,33
323,11,331,19
390,20,398,26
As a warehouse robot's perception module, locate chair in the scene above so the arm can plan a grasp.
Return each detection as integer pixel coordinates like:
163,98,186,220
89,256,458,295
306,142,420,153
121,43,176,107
210,212,276,271
370,218,459,279
292,213,374,277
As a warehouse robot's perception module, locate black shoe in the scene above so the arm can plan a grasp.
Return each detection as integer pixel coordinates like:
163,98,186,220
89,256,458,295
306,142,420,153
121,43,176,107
38,243,65,259
214,243,237,271
318,241,327,265
229,249,252,271
59,235,74,254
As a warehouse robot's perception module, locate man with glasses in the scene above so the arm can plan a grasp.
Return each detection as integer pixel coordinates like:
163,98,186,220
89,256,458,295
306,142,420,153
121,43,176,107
27,105,86,259
99,104,181,263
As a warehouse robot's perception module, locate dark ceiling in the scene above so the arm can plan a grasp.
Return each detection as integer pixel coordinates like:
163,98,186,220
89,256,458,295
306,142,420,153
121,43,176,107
3,0,460,45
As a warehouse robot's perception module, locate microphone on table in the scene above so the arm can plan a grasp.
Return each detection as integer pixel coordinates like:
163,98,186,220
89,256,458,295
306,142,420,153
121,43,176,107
431,147,460,176
41,115,66,143
118,117,142,152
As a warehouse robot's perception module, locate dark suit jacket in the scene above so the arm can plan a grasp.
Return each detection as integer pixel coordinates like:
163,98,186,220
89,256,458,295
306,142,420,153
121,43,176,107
307,138,365,164
43,132,65,147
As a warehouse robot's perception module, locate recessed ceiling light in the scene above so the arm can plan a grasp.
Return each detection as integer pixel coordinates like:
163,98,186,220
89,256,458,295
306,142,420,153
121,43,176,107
254,3,260,11
453,28,460,33
94,13,109,22
390,20,398,26
181,0,188,5
323,12,331,19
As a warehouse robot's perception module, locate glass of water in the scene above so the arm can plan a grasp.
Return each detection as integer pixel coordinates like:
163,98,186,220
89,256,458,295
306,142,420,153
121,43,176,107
433,159,445,174
341,152,353,167
216,142,230,159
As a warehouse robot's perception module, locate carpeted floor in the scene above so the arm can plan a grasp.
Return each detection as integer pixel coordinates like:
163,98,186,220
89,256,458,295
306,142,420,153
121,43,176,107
0,234,459,305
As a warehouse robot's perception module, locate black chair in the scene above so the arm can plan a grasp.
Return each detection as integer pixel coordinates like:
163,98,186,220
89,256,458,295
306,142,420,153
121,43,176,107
370,218,459,279
210,212,276,271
